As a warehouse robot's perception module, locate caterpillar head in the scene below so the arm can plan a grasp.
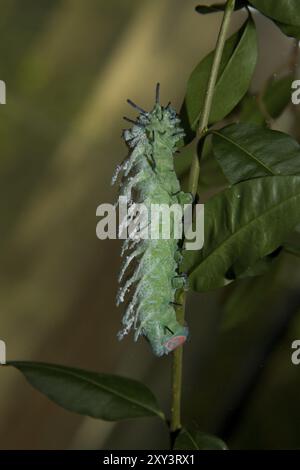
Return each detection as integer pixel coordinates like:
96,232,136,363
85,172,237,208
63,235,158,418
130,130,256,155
123,84,184,156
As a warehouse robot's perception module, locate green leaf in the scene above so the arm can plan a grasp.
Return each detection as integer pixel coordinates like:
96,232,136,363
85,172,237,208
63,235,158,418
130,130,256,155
195,1,248,15
226,247,282,280
249,0,300,27
181,17,257,139
239,75,293,125
261,75,294,120
8,361,164,421
276,21,300,39
211,123,300,184
182,176,300,292
174,427,227,450
248,1,300,38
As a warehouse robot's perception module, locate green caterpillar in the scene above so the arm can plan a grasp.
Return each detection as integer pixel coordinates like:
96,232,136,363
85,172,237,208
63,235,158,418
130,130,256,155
112,84,191,356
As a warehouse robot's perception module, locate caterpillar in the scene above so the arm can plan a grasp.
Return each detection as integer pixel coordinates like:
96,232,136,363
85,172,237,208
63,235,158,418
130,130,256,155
112,84,192,357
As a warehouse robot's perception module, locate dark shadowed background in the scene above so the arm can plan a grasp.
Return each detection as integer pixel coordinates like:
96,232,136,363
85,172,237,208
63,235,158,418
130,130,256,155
0,0,300,450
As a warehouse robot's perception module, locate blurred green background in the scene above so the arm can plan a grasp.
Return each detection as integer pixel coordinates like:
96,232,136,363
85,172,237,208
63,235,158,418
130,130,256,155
0,0,300,450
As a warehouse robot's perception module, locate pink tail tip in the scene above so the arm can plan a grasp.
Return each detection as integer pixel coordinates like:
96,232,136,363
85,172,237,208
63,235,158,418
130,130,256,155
164,335,187,353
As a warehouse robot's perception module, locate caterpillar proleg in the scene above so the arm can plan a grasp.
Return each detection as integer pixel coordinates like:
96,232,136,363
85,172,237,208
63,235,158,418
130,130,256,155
112,84,192,356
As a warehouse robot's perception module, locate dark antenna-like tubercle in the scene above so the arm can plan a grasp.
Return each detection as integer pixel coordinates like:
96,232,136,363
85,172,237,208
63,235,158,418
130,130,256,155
155,83,160,104
123,116,137,124
123,116,144,127
127,99,147,115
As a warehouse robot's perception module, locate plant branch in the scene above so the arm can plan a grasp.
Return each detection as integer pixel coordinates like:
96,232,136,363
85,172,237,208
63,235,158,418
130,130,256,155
188,0,236,196
170,289,185,435
170,0,236,436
